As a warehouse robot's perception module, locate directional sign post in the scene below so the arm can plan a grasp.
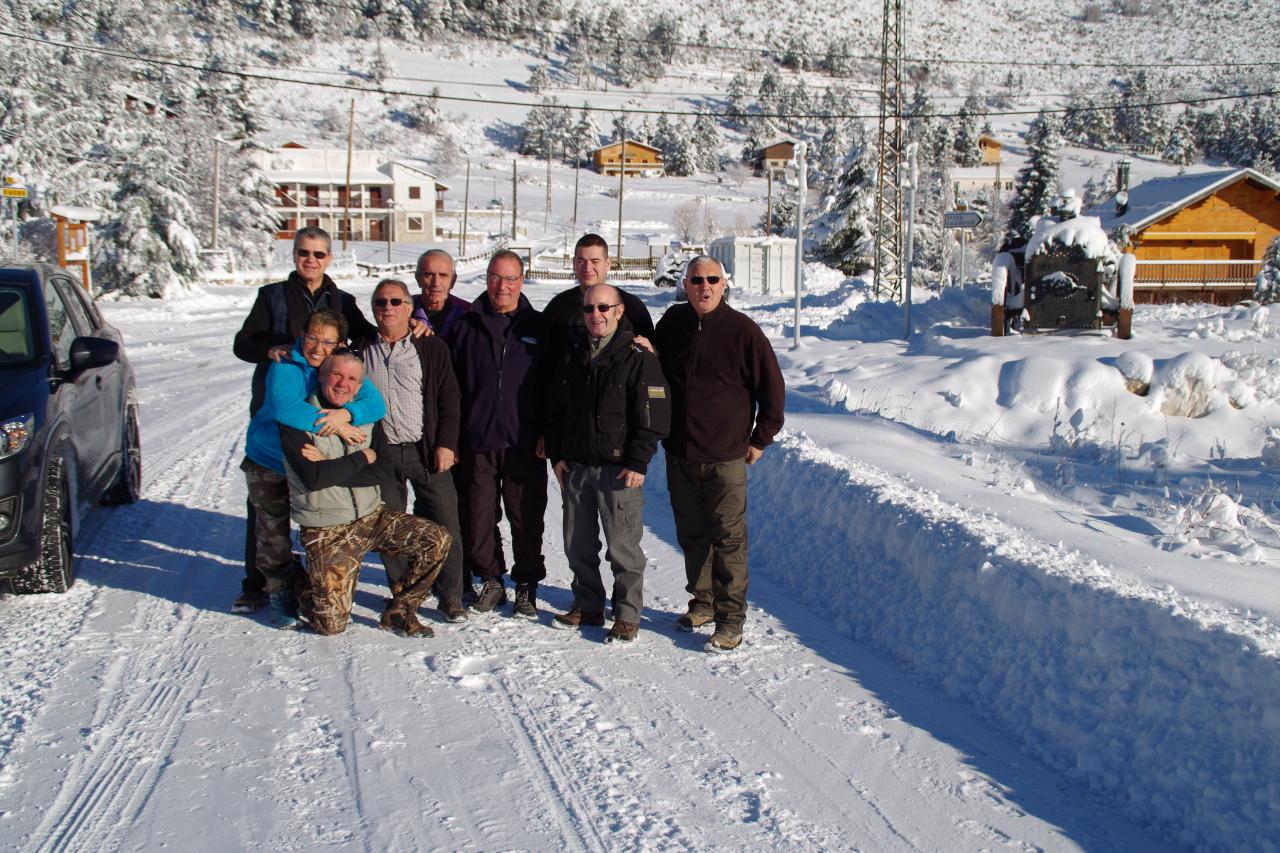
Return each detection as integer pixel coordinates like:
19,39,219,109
3,185,26,257
943,209,984,287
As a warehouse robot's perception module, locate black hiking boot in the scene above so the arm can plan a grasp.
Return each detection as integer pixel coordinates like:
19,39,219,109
469,580,507,614
511,583,538,620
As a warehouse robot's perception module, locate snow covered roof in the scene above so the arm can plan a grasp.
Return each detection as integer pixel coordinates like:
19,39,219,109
1086,168,1280,232
390,158,450,191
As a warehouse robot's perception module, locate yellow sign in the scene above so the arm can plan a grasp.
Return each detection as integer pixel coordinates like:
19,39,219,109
1,187,27,198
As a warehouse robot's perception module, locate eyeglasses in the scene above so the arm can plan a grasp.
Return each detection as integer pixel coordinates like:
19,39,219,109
303,333,340,348
688,275,721,285
487,273,521,285
372,297,408,308
295,249,329,260
581,303,620,314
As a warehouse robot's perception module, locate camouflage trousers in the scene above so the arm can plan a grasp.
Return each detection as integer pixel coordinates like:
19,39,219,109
299,505,451,636
241,457,299,593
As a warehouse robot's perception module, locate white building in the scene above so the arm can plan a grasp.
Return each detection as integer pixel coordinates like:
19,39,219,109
709,236,797,296
250,143,449,244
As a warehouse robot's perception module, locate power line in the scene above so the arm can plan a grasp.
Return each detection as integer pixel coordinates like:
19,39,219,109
2,28,1277,123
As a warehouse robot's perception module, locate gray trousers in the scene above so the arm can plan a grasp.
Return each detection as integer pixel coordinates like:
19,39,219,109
666,455,749,630
561,462,647,623
380,442,465,605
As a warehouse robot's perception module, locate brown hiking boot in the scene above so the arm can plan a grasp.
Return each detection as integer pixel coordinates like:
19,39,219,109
605,620,639,643
551,609,606,630
675,610,715,632
380,606,435,638
706,626,742,652
438,599,468,623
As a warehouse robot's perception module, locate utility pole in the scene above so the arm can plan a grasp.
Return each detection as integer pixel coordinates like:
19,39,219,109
210,139,221,250
616,124,627,261
544,145,552,233
511,159,518,240
793,142,807,350
903,142,919,340
873,0,906,301
343,98,355,251
461,159,470,256
572,157,580,242
765,167,773,236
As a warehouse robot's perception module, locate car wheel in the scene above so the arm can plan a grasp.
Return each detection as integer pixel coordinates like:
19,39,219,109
101,404,142,505
12,456,74,594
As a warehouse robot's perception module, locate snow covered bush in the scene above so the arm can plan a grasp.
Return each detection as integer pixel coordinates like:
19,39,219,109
1255,236,1280,304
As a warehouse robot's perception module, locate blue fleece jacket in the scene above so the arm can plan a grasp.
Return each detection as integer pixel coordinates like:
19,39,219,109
244,343,387,474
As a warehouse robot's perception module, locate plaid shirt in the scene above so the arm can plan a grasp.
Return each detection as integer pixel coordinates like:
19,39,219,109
363,333,424,445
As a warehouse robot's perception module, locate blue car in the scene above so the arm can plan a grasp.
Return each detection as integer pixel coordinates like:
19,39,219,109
0,263,140,594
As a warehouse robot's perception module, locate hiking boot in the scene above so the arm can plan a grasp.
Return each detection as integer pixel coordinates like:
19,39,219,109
268,589,301,630
511,583,538,620
675,610,715,632
462,580,482,605
380,607,434,638
706,626,743,652
605,620,639,643
469,580,507,613
232,589,267,614
551,609,606,630
438,599,468,623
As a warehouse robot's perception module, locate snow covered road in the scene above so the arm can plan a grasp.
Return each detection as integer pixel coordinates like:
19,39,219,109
0,281,1169,851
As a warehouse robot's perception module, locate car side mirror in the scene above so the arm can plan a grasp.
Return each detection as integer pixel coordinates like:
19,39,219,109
68,336,119,372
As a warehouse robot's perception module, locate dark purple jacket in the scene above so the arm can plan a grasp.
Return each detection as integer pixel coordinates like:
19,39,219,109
446,292,549,453
412,293,472,338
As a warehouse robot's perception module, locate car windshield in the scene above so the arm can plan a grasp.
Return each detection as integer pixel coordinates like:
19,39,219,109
0,286,36,366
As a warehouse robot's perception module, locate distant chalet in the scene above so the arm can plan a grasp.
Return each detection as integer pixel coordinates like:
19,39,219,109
756,140,795,178
1086,167,1280,304
592,140,664,177
252,142,449,243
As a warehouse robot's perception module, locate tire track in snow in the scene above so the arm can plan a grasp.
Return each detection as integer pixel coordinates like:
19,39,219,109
11,414,242,852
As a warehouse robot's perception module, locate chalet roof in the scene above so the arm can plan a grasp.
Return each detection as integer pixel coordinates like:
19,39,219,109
1086,168,1280,231
761,139,796,151
978,134,1003,148
390,158,451,191
593,139,663,156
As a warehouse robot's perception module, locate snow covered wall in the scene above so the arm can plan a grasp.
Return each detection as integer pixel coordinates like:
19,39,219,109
659,434,1280,851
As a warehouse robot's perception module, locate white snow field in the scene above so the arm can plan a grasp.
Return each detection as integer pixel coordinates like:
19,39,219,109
1,265,1277,852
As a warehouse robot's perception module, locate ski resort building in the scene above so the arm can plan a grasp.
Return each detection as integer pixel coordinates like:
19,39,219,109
592,140,664,177
1086,167,1280,304
251,143,449,243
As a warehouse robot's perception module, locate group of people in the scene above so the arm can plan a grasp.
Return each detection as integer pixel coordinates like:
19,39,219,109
231,227,785,651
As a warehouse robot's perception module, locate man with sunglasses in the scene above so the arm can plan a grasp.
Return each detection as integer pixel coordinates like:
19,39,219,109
545,285,669,643
353,279,466,623
232,227,376,613
653,256,785,652
446,250,550,619
543,233,655,364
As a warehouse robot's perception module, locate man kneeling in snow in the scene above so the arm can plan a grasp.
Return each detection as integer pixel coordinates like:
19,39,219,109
280,352,451,637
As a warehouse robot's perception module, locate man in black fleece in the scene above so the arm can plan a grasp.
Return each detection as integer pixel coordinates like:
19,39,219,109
653,255,785,652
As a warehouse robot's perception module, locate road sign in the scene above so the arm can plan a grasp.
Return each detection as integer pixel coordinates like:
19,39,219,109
2,187,28,199
943,210,983,229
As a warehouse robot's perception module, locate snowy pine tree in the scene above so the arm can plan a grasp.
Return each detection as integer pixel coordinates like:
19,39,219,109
1162,111,1197,165
98,133,202,298
690,109,723,173
527,64,550,94
666,122,698,176
1005,111,1062,243
1256,236,1280,304
570,104,602,164
951,100,982,167
817,122,876,274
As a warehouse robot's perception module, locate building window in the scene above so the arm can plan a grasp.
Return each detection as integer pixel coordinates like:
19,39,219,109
409,186,422,200
407,216,424,232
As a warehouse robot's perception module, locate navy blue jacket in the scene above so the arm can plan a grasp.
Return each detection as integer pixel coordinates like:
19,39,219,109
446,292,549,453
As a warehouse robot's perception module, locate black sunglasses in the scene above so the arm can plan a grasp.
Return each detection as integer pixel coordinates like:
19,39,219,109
295,249,329,259
372,297,408,308
688,275,721,285
581,302,620,314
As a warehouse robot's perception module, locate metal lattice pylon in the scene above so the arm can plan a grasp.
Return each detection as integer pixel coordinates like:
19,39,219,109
873,0,905,302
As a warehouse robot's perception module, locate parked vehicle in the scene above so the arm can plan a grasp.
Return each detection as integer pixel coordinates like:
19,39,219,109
0,263,140,594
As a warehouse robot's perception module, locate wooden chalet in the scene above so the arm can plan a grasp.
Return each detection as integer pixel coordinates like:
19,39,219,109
978,134,1003,166
1087,168,1280,304
592,140,664,177
756,140,796,177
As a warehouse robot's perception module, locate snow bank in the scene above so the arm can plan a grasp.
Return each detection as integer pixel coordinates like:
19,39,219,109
666,434,1280,851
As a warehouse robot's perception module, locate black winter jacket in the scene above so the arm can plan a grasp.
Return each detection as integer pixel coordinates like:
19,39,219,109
233,272,375,415
352,331,461,456
544,322,670,474
446,292,550,453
